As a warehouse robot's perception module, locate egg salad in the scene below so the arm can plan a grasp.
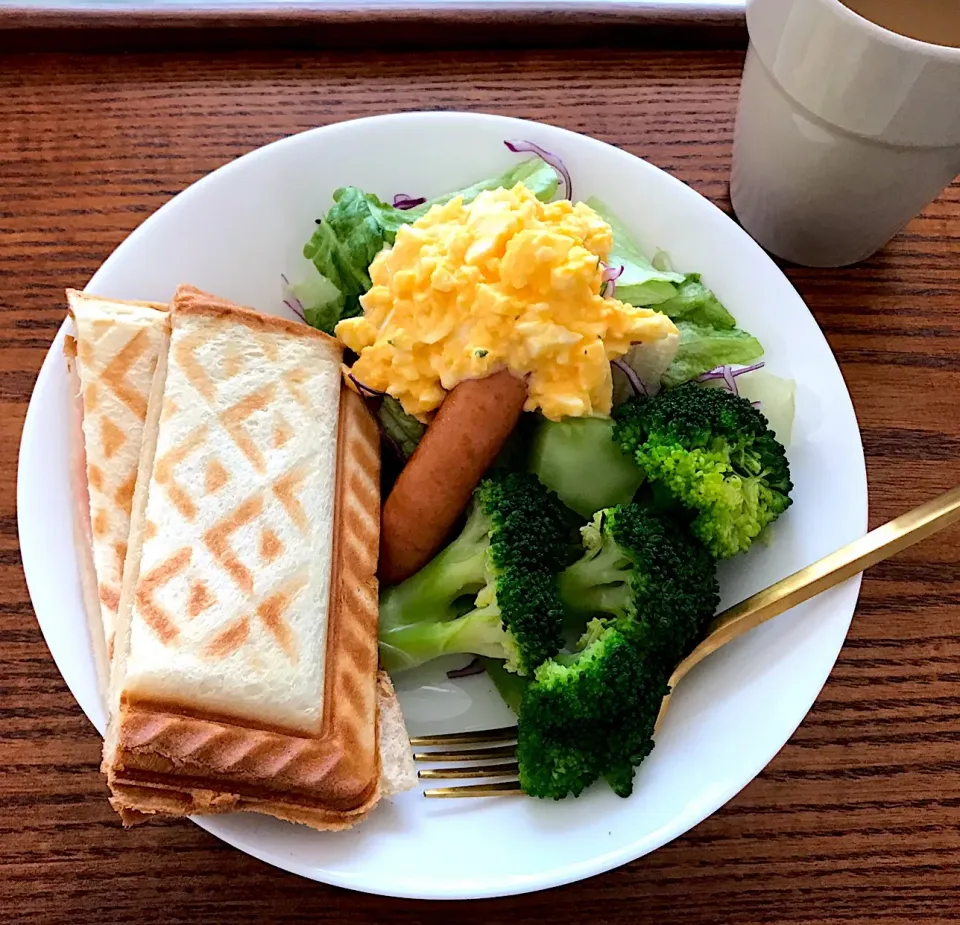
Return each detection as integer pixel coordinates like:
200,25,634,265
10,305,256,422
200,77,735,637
335,184,678,421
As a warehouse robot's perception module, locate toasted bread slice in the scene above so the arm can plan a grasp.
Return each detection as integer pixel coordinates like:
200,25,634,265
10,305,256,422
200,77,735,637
103,286,386,828
65,291,168,675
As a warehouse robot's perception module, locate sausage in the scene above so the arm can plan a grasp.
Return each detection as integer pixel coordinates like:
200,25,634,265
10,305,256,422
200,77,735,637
379,369,528,585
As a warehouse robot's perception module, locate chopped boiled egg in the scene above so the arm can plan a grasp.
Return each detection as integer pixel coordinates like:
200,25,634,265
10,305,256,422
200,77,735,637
335,183,678,421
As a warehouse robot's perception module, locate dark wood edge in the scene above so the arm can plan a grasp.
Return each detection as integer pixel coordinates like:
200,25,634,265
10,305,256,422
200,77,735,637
0,3,747,52
1,1,747,25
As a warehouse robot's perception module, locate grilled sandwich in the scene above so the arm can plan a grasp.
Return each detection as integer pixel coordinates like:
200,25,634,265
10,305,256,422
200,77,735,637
66,285,414,828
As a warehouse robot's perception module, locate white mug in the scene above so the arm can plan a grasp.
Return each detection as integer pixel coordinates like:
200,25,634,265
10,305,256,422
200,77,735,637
731,0,960,267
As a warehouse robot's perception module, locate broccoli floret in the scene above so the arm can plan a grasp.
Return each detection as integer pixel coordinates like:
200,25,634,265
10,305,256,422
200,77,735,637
378,472,575,676
513,505,719,799
614,383,793,558
558,505,719,667
517,624,668,799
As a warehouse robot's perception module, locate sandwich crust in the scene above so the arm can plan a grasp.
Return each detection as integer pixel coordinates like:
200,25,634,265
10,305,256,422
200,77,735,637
173,283,339,345
109,672,412,827
65,336,112,698
105,287,383,828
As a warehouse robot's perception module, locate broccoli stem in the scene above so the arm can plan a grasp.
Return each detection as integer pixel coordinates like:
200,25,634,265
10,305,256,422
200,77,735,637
378,505,490,629
483,657,530,714
527,416,645,519
379,608,508,673
378,471,574,676
556,537,633,618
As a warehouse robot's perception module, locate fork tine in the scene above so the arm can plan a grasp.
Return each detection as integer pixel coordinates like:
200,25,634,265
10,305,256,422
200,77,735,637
424,780,524,798
409,725,518,746
418,761,519,780
413,744,516,762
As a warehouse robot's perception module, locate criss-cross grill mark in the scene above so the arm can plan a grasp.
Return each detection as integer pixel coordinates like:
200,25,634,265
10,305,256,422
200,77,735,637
99,326,152,420
220,383,276,474
153,424,209,522
135,547,192,644
202,492,264,595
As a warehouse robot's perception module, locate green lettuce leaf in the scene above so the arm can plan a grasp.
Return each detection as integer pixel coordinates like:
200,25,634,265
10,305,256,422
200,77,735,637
301,158,560,334
662,322,764,388
285,269,345,333
301,187,404,332
585,196,684,306
378,395,425,459
728,370,796,446
654,274,737,330
403,157,560,222
585,197,762,389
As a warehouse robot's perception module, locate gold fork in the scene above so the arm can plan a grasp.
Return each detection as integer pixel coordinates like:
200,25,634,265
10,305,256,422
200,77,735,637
411,485,960,798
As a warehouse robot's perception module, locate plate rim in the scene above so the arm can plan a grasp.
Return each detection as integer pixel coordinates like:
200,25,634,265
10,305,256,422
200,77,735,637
17,110,868,899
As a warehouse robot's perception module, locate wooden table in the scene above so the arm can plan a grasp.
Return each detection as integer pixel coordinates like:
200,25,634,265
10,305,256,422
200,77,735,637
3,48,960,924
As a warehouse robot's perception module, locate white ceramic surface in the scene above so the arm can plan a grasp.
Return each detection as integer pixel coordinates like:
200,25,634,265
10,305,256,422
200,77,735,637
732,0,960,267
18,112,867,899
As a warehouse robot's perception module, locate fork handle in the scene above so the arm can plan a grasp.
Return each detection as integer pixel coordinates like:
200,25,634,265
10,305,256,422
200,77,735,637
669,484,960,689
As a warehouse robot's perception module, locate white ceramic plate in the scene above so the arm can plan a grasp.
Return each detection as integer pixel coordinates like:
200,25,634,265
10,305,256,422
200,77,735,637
18,112,866,899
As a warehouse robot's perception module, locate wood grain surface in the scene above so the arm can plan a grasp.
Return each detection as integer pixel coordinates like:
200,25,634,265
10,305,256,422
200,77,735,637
3,49,960,925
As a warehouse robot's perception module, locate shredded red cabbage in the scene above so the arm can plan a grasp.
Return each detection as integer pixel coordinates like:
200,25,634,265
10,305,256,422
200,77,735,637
447,657,486,679
601,264,624,299
504,139,572,201
393,193,427,210
279,273,306,323
612,358,648,397
348,372,386,399
697,361,765,398
735,361,766,376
